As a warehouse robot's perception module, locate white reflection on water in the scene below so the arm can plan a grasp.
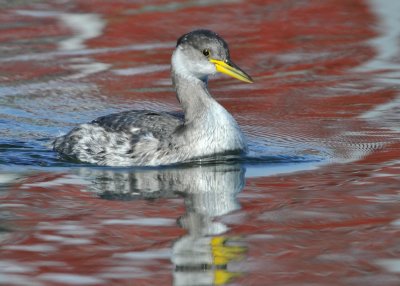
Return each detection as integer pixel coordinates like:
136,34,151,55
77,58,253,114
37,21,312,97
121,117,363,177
0,42,173,63
113,65,170,76
357,0,400,77
58,13,105,51
14,10,110,80
360,0,400,133
375,259,400,273
15,10,105,51
102,217,176,226
39,273,104,285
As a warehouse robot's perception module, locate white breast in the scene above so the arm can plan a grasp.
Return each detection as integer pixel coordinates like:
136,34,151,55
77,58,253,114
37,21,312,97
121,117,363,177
181,102,247,157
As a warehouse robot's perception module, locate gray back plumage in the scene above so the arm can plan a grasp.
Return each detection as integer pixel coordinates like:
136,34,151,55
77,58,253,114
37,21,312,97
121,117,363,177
92,110,183,140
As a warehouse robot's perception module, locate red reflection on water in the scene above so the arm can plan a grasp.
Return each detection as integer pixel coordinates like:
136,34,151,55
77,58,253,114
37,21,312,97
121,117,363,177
3,173,184,285
1,0,400,285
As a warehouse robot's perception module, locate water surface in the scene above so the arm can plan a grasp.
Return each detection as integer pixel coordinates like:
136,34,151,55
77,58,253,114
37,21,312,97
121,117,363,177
1,0,400,285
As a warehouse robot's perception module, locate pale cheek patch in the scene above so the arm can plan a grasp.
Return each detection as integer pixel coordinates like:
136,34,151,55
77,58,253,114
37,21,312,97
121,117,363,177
172,48,216,81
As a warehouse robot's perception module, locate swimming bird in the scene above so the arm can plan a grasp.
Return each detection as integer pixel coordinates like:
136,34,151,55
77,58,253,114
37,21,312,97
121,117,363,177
53,29,253,166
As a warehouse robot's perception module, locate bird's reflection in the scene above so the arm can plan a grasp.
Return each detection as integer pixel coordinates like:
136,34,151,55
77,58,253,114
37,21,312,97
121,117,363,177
80,163,247,286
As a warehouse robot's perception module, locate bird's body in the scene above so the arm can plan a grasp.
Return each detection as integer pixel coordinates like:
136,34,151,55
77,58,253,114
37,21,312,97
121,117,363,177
53,30,253,166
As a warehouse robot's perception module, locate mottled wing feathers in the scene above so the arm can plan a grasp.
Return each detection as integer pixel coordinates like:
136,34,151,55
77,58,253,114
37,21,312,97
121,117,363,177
91,110,183,140
53,110,185,165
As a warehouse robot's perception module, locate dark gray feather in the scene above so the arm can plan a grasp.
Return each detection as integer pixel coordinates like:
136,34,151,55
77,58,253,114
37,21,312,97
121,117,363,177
91,110,183,140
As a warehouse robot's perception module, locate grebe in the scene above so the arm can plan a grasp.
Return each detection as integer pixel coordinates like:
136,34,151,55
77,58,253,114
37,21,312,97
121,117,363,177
53,30,253,166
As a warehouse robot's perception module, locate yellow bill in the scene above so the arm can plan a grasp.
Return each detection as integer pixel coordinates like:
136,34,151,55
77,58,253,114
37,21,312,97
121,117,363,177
209,58,253,83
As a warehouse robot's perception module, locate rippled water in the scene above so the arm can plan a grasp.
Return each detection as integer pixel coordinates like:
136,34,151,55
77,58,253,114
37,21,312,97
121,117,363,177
1,0,400,285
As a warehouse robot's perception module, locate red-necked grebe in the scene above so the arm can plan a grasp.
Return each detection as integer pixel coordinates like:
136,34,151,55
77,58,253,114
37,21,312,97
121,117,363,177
53,30,253,166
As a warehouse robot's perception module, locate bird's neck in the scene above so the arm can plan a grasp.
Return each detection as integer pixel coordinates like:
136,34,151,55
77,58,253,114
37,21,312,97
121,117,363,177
172,71,214,123
171,71,247,156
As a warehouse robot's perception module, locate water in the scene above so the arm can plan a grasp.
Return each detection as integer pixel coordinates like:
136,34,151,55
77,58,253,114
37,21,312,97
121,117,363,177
1,1,400,285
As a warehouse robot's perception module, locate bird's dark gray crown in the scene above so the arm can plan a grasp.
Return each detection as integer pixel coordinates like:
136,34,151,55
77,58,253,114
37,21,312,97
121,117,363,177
176,29,230,58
